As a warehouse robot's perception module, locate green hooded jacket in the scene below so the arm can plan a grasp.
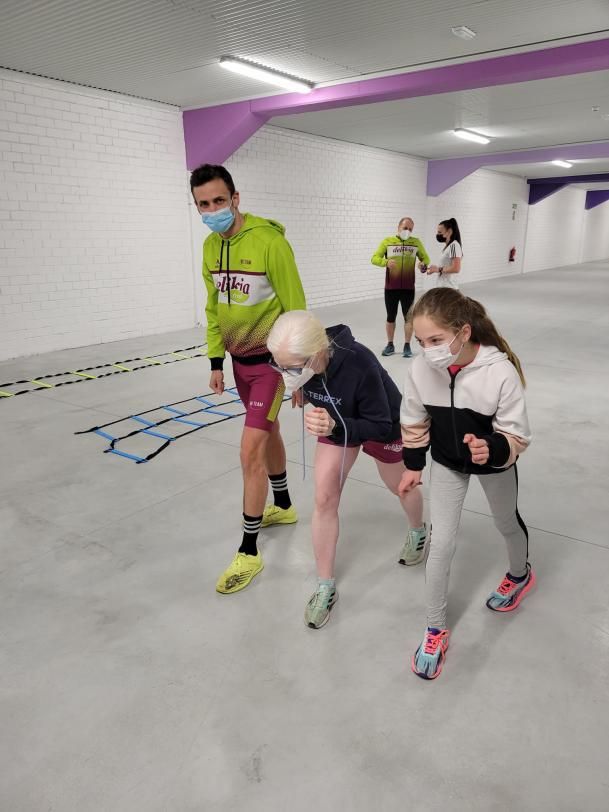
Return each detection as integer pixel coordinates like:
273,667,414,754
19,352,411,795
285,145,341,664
203,213,306,369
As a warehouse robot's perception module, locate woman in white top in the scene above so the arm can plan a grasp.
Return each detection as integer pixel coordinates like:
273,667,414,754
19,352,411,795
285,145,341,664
426,218,463,289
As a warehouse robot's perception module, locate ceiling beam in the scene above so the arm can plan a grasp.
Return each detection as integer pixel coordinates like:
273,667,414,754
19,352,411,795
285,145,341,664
586,190,609,210
528,183,567,205
527,173,609,185
427,142,609,196
183,37,609,170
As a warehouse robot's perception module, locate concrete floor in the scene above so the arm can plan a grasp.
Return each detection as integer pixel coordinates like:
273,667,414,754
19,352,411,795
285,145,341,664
1,261,608,811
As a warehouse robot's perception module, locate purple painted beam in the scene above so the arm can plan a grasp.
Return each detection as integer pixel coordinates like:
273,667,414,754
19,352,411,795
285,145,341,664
427,142,609,196
183,101,270,170
529,183,566,205
253,37,609,117
528,173,609,185
183,37,609,169
586,190,609,210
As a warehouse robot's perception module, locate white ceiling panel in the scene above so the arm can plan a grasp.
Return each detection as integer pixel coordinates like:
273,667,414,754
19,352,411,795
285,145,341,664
273,71,609,158
492,158,609,180
0,0,607,108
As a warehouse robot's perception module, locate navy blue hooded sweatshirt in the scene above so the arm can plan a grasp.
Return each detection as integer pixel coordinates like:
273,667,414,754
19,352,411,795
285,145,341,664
301,325,401,445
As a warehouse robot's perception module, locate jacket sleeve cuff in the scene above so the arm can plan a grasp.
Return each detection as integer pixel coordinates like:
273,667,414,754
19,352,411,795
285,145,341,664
403,447,426,471
483,433,510,467
210,357,224,371
330,421,347,444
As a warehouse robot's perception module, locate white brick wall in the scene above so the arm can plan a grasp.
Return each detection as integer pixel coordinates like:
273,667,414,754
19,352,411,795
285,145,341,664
581,201,609,263
423,169,529,290
522,186,586,273
191,126,532,317
190,124,429,314
0,69,194,361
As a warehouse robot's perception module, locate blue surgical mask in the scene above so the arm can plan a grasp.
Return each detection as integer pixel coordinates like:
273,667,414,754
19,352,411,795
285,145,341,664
202,205,235,233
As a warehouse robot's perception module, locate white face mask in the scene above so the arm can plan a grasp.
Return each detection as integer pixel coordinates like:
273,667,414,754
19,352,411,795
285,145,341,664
281,366,315,395
423,333,464,370
399,229,411,240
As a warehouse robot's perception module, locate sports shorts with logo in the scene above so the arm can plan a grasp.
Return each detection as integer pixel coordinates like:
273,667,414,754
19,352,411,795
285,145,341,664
232,359,285,432
318,432,403,464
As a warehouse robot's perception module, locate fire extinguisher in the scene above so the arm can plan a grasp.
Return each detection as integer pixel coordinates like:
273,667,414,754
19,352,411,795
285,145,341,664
509,246,516,262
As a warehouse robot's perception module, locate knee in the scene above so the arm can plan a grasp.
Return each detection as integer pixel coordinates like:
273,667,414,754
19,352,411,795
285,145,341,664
493,514,521,537
314,489,340,514
240,441,267,476
427,533,457,564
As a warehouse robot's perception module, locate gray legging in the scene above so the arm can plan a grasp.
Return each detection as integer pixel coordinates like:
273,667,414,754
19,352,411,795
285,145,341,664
426,461,529,629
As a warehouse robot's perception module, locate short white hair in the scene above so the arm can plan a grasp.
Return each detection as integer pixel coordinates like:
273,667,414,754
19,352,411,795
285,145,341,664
267,310,329,361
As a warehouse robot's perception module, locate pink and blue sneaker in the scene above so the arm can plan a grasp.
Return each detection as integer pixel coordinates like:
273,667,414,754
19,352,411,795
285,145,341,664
486,564,536,612
412,627,450,680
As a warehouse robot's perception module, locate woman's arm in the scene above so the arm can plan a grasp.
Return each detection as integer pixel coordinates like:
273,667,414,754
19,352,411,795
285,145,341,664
329,364,393,445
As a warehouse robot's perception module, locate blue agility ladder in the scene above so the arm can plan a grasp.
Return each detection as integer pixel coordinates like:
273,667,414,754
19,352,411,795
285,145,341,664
76,388,290,463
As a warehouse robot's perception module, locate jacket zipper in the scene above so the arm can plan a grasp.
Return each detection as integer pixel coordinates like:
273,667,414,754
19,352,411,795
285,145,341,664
448,370,464,467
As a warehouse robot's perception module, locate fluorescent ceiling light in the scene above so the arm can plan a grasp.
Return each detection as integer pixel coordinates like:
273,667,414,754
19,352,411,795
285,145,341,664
453,128,490,145
551,160,573,168
219,56,314,93
452,25,476,40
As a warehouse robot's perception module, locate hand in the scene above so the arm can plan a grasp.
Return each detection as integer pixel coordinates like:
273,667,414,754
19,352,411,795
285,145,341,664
387,259,398,272
209,370,224,395
292,390,303,409
418,263,428,273
427,264,439,275
463,434,489,465
398,469,422,495
304,407,336,437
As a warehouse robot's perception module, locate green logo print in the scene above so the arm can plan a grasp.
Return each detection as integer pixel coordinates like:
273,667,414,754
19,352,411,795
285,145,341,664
230,289,249,303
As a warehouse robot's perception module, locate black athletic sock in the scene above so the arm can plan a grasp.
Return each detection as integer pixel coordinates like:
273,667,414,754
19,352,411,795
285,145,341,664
239,513,262,556
269,471,292,510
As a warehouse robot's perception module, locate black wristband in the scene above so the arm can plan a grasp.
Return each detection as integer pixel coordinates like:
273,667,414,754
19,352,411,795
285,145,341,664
210,357,224,371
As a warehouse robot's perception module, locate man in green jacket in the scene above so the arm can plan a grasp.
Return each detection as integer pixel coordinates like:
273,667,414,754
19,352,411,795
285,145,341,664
371,217,430,358
191,164,306,595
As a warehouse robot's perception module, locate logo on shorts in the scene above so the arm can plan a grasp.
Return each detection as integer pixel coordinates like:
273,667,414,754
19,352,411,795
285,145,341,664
383,443,402,452
250,400,264,409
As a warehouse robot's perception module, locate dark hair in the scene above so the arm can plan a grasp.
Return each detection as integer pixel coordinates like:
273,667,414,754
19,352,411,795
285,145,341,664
439,218,462,249
189,164,236,195
412,288,525,386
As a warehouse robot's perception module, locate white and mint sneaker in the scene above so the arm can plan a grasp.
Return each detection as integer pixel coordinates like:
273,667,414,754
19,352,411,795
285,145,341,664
304,583,338,629
398,524,428,566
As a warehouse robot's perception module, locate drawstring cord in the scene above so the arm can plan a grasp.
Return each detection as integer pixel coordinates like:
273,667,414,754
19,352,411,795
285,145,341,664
321,378,348,488
301,400,306,480
219,240,231,305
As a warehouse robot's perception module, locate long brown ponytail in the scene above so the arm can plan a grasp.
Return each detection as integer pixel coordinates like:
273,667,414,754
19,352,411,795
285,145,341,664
411,288,526,387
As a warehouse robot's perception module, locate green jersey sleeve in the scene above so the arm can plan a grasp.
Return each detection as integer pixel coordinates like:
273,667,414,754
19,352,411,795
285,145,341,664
265,235,306,312
371,238,389,267
203,257,226,368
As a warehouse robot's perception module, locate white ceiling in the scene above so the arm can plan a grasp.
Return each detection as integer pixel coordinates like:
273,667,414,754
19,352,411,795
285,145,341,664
274,71,609,158
1,0,608,179
569,181,609,189
0,0,607,109
493,159,609,182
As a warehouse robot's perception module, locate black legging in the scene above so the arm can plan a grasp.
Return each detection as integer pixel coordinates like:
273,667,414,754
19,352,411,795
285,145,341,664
384,289,414,323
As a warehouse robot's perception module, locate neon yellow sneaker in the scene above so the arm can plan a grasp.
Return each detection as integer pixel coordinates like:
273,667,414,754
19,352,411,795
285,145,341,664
216,552,264,594
261,504,298,528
